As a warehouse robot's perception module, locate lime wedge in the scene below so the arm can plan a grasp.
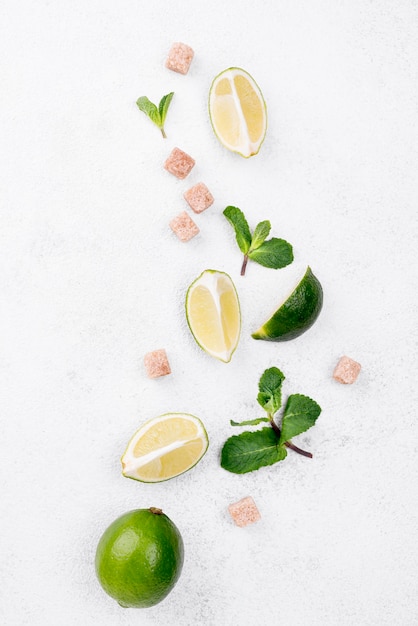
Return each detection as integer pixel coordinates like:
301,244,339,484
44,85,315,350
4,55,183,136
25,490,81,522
209,67,267,158
252,267,323,341
121,413,209,483
186,269,241,362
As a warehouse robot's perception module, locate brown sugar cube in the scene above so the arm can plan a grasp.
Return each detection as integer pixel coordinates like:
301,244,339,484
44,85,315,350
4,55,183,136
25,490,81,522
144,349,171,379
184,182,214,214
228,496,261,528
165,42,194,75
333,355,361,384
164,147,195,180
169,211,199,242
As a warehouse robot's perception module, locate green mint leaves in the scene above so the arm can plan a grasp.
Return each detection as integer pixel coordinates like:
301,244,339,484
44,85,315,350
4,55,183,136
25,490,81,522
223,206,294,276
221,428,288,474
136,92,174,138
278,394,322,446
257,366,285,415
230,417,269,427
223,206,252,255
221,367,321,474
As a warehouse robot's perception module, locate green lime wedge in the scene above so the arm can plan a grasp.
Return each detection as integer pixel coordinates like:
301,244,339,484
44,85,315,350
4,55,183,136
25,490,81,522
252,267,323,341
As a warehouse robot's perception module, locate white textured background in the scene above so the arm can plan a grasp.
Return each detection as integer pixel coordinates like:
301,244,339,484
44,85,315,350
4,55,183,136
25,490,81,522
1,1,417,625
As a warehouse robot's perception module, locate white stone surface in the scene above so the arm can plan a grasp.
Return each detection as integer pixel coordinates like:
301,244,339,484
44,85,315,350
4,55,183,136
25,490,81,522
1,1,417,624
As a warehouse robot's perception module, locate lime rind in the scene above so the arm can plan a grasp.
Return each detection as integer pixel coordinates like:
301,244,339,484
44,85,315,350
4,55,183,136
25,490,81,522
185,269,241,363
209,67,267,158
252,266,323,342
121,412,209,483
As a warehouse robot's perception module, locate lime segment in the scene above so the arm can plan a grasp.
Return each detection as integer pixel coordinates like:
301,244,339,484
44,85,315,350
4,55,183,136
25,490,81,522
186,269,241,362
209,67,267,158
121,413,209,483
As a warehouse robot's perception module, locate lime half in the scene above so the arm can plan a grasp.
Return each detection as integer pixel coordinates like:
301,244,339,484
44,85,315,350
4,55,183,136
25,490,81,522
252,266,323,341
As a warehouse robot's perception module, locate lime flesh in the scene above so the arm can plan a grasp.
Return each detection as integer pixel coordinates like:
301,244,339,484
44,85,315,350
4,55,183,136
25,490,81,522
95,508,184,608
209,67,267,158
252,267,323,341
185,269,241,362
121,413,209,483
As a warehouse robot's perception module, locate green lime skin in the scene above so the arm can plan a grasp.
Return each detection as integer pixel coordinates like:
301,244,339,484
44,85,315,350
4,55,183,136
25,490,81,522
252,267,323,342
95,508,184,608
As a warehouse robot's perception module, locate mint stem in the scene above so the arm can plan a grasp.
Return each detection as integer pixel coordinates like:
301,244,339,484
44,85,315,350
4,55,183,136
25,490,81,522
268,414,281,437
160,127,167,138
268,414,312,458
284,441,313,458
241,254,249,276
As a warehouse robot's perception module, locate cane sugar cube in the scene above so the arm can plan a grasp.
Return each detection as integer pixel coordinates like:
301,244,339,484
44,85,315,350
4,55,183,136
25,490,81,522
169,211,199,242
165,42,194,75
228,496,261,528
333,355,361,384
164,147,195,180
184,182,214,214
144,349,171,379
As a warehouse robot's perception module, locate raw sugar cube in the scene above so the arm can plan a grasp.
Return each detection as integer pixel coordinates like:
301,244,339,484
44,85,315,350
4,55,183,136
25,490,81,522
228,496,261,528
333,355,361,384
164,147,195,180
144,349,171,379
165,42,194,75
184,182,214,214
169,211,199,242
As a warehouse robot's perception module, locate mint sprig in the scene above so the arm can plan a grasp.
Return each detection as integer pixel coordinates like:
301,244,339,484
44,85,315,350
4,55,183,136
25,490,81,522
136,92,174,138
221,367,321,474
223,206,294,276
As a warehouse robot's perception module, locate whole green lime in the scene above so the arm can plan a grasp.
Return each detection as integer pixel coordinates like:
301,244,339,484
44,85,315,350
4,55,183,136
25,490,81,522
95,507,184,608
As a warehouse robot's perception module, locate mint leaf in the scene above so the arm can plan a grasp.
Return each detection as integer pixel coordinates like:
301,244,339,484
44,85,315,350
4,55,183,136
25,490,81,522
136,93,174,138
249,238,294,269
230,417,270,427
158,92,174,135
221,428,287,474
136,97,161,125
257,367,285,415
278,394,322,446
223,206,252,255
250,220,271,251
